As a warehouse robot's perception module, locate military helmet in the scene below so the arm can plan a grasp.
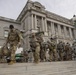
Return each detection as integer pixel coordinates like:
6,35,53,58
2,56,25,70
9,25,14,29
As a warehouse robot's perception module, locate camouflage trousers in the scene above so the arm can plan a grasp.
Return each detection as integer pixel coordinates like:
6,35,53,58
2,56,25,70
65,50,72,60
40,49,46,61
49,49,57,61
10,44,17,61
33,46,40,63
59,50,63,61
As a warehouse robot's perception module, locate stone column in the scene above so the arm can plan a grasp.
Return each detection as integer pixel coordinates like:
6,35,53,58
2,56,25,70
35,15,37,30
58,24,61,38
69,28,73,39
51,22,55,37
49,22,52,36
44,18,47,32
28,15,31,30
44,17,48,37
41,17,44,31
64,26,67,39
31,14,34,29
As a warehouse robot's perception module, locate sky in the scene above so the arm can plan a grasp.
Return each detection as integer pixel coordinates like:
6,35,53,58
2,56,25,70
0,0,76,20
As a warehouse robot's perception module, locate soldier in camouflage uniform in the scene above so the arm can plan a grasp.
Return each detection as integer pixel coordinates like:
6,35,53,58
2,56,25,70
0,43,10,63
36,32,46,62
30,33,40,63
21,51,28,63
57,41,65,61
5,25,23,65
47,38,57,61
72,41,76,60
40,42,47,62
64,42,72,60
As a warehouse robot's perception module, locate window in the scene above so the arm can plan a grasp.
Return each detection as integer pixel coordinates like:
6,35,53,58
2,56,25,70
37,16,41,30
47,21,51,36
60,25,64,38
54,23,58,35
71,28,75,38
66,27,70,37
37,16,41,26
4,30,8,37
23,22,25,30
61,25,64,35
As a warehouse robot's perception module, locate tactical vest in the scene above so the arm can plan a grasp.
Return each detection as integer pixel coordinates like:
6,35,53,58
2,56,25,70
8,30,19,42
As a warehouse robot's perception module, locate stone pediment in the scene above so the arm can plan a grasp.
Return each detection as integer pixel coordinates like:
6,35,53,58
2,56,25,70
33,1,45,8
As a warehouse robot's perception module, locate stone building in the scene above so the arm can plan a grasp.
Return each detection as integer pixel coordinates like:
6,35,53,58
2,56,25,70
0,0,75,50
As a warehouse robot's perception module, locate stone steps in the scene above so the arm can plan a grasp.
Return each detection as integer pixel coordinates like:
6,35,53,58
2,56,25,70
0,61,76,75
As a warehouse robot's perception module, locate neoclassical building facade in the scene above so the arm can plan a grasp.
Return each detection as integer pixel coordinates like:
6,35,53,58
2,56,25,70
0,0,76,50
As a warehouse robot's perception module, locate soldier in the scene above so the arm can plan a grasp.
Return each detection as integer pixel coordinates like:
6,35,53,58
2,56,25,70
0,47,3,63
30,33,40,63
22,50,29,62
65,42,72,60
47,38,57,61
57,41,65,61
40,42,47,62
68,45,72,60
36,32,45,61
72,41,76,60
5,25,23,65
0,44,10,63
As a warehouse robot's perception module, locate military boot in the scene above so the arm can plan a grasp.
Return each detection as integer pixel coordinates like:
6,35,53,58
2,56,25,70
13,60,16,63
8,60,14,65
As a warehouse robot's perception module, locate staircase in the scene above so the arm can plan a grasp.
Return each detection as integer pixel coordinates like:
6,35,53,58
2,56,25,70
0,61,76,75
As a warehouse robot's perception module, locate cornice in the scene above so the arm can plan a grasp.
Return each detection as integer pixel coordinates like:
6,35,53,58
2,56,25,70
0,16,20,24
46,11,73,25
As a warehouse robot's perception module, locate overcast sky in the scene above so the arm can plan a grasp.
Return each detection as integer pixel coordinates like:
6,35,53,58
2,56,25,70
0,0,76,20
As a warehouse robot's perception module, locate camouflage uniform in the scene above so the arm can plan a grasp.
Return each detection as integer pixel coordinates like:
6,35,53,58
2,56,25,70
65,43,72,60
47,39,57,61
36,32,45,61
0,45,10,63
0,48,2,62
6,25,23,64
30,33,40,63
57,41,64,61
21,50,28,62
72,42,76,60
40,42,47,61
